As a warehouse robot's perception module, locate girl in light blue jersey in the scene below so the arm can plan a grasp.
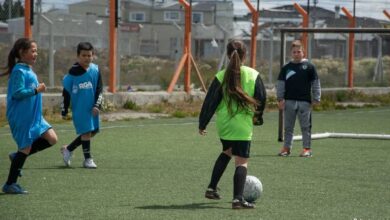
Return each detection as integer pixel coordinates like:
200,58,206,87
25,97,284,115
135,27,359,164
2,38,58,194
61,42,103,169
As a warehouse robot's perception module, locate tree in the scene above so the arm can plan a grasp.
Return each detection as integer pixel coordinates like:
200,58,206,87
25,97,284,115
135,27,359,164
0,0,25,22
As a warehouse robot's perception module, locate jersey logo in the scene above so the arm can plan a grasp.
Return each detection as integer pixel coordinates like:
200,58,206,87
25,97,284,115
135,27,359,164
302,64,308,70
72,81,93,94
286,70,296,80
78,81,93,89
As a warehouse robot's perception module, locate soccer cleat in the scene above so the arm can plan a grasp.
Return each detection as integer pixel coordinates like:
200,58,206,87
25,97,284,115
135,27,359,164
2,183,28,194
61,146,72,167
8,152,23,177
232,199,255,209
300,148,312,157
83,158,97,169
205,188,221,200
278,147,291,157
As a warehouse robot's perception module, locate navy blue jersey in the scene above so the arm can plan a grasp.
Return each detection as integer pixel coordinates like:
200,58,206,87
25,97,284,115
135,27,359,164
6,63,51,148
277,61,318,102
63,63,101,135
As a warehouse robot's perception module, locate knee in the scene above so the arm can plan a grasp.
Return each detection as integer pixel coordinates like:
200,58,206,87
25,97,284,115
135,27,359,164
48,134,58,145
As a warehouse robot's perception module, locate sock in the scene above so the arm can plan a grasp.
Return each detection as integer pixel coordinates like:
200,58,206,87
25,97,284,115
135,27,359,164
233,166,247,201
6,152,28,185
67,136,82,152
81,140,91,159
29,138,53,155
208,153,231,190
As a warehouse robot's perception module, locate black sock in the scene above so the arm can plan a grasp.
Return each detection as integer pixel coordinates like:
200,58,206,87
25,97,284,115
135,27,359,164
208,153,231,190
6,152,28,185
233,166,247,201
29,138,53,155
67,136,82,152
81,140,91,159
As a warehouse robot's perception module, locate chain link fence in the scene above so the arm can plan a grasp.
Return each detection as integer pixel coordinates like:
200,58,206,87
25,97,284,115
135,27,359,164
0,0,388,90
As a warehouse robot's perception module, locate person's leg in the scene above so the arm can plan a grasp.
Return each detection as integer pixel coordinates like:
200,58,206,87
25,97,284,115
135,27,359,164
81,132,92,160
297,101,313,157
29,128,57,155
205,147,232,199
284,100,298,149
3,147,30,194
231,141,254,209
81,132,97,168
279,100,297,156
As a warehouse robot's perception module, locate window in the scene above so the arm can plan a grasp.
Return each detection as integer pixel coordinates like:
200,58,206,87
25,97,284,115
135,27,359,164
129,12,145,22
192,12,203,24
164,11,180,22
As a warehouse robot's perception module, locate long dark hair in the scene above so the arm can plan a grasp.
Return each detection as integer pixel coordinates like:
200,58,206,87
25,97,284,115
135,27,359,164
1,38,36,76
222,40,259,115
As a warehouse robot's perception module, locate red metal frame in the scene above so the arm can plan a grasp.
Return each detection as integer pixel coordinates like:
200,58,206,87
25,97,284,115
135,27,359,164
293,3,308,56
167,0,206,93
24,0,32,38
341,7,355,88
384,10,390,20
243,0,259,68
108,0,117,93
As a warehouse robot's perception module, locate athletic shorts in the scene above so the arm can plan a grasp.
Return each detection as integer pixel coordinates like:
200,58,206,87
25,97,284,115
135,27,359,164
220,139,251,158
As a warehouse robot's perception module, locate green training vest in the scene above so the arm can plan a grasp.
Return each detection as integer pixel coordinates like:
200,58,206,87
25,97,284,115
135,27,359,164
215,66,259,141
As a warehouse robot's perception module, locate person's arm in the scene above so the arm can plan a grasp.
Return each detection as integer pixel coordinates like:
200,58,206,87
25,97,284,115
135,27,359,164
61,88,71,118
276,67,286,109
199,78,222,131
94,71,103,109
11,71,36,100
253,75,267,126
311,64,321,103
311,79,321,103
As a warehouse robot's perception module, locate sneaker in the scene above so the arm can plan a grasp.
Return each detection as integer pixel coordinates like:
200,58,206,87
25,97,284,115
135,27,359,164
205,188,221,200
2,183,28,194
83,158,97,169
8,152,22,177
300,148,312,157
232,199,255,209
61,146,72,167
278,147,291,157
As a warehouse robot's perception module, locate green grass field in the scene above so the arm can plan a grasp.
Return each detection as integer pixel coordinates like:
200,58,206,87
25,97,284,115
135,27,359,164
0,108,389,220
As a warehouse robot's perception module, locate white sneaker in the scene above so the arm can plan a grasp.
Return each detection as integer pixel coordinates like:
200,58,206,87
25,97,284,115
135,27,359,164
83,158,97,169
61,145,72,167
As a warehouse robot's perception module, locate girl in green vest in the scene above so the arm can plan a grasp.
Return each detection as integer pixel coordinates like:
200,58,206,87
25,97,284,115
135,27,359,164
199,40,266,209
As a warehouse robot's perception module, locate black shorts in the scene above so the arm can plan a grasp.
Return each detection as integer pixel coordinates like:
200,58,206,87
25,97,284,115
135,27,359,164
220,139,251,158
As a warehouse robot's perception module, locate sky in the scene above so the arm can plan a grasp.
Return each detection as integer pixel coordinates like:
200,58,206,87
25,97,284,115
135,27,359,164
234,0,390,20
4,0,390,21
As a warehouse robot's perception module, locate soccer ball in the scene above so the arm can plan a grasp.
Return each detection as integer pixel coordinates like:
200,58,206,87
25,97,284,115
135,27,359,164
243,175,263,202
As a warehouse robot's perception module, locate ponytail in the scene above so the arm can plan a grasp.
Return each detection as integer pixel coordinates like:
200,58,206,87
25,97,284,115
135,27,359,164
222,40,259,115
1,38,35,77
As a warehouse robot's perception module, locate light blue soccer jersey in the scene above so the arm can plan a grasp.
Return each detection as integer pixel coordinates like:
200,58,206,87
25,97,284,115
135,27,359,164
63,63,100,135
6,63,51,149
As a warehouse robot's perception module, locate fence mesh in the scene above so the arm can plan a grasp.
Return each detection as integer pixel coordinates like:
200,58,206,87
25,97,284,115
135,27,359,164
0,0,388,90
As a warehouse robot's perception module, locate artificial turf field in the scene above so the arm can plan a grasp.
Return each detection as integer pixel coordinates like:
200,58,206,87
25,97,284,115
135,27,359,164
0,107,389,220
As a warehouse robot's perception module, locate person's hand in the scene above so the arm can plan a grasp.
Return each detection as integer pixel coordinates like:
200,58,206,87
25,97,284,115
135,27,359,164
312,100,320,107
199,129,207,136
253,116,263,126
278,100,285,110
36,83,46,93
92,107,100,116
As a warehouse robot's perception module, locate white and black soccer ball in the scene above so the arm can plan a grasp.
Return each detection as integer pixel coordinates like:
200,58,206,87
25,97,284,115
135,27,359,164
243,175,263,202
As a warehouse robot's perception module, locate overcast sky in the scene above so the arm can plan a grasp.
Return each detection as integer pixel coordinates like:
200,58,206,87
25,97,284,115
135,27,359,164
235,0,390,20
4,0,390,21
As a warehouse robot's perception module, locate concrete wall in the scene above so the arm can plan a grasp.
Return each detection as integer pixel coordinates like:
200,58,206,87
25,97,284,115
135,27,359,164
0,87,389,111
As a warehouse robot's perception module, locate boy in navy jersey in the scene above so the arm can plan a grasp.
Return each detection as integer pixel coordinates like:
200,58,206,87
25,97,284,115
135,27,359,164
277,40,321,157
61,42,103,168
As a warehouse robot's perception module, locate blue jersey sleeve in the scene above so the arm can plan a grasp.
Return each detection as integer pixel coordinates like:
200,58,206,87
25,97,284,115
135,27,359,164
11,70,36,100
